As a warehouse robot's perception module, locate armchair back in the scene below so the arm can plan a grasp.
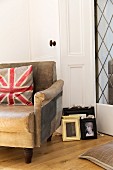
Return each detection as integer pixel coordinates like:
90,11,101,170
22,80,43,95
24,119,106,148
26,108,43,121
0,61,57,94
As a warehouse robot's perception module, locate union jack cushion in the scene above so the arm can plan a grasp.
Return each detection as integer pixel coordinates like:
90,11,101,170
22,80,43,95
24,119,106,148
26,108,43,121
0,65,33,105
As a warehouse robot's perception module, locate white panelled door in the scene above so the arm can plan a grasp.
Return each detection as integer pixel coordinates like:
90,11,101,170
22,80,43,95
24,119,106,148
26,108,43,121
59,0,95,107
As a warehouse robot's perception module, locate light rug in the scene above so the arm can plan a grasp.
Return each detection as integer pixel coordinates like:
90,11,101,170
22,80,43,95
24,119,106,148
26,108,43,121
79,141,113,170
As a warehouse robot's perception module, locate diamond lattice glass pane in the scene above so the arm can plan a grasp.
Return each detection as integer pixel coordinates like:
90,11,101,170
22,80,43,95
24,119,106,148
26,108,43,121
105,55,112,70
110,17,113,30
97,0,107,13
99,69,108,90
110,0,113,3
98,32,102,48
104,27,113,50
96,0,113,104
110,46,113,57
98,43,108,65
98,15,108,38
104,0,113,22
99,94,106,104
103,84,109,102
98,59,102,75
98,85,102,98
97,6,102,23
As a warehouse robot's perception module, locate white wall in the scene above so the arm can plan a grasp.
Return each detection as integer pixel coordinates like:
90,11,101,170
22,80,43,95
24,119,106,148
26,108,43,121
29,0,61,78
0,0,30,63
0,0,61,78
29,0,60,60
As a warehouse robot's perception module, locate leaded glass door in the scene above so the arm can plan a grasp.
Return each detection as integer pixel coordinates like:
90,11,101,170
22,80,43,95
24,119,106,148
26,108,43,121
95,0,113,135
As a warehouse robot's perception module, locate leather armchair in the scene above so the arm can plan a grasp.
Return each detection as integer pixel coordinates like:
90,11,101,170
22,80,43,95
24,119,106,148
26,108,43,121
0,61,64,163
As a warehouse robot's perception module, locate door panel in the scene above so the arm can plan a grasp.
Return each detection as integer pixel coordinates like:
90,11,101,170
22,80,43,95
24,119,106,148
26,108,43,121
59,0,95,107
69,64,85,105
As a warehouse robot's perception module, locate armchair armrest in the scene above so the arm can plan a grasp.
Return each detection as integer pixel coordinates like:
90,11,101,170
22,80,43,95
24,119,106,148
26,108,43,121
34,79,64,147
34,79,64,101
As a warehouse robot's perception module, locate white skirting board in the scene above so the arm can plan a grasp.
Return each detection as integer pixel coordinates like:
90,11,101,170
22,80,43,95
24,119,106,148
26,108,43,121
96,103,113,136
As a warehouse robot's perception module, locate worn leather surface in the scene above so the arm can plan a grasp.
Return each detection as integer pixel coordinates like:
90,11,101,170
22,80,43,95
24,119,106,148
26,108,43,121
34,80,64,147
0,132,34,148
0,61,64,148
0,105,34,133
35,79,64,100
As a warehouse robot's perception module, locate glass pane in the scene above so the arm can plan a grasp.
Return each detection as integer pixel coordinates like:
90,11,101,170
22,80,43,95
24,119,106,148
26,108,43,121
95,0,113,104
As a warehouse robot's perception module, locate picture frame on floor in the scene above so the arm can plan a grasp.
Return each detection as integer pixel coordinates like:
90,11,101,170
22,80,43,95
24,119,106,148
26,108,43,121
80,118,97,140
62,115,81,141
63,106,95,117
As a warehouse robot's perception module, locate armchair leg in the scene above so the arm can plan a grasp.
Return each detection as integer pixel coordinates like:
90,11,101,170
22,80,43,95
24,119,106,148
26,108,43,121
24,148,33,164
47,135,52,142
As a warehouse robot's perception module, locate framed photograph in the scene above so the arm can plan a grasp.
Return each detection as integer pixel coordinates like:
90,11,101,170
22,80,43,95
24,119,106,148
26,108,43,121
80,118,97,140
63,107,95,117
62,115,81,141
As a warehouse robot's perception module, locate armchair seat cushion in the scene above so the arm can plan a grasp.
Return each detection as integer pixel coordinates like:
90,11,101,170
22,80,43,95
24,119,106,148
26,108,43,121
0,105,34,133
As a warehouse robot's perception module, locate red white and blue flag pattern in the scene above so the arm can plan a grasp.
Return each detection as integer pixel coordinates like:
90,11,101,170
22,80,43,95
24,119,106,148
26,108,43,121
0,65,33,105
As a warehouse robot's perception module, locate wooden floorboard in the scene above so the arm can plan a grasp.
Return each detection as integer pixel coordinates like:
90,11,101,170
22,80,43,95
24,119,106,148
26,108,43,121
0,134,113,169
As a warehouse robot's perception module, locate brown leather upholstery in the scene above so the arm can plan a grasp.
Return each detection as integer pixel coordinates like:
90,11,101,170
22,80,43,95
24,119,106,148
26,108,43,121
0,105,34,133
0,61,64,163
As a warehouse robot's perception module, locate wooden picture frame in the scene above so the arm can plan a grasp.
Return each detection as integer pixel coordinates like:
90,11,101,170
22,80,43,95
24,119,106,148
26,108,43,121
62,115,81,141
80,118,97,140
